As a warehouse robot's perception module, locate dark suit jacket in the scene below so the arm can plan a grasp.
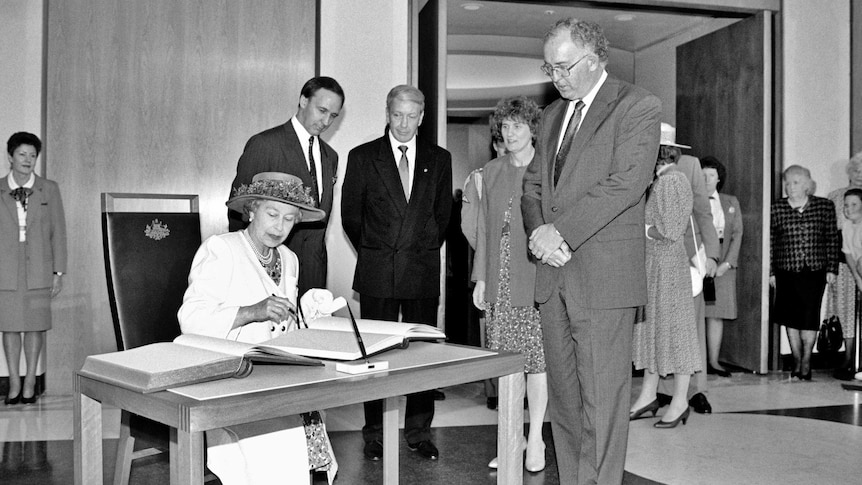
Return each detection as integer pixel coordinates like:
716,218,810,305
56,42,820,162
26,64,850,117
0,176,67,290
228,121,338,294
342,130,453,299
522,75,661,309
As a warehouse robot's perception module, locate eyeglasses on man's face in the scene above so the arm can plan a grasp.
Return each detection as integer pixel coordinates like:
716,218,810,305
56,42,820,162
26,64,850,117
540,53,591,78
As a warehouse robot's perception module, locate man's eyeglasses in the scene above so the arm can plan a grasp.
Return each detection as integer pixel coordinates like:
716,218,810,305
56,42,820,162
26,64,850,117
540,54,591,78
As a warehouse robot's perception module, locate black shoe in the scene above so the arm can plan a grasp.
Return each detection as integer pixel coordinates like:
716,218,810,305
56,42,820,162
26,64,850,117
656,393,672,407
486,396,498,410
21,394,38,405
800,371,812,381
834,368,855,381
629,399,660,420
407,440,439,460
689,392,712,414
4,393,21,405
363,440,383,461
707,365,732,378
430,389,446,401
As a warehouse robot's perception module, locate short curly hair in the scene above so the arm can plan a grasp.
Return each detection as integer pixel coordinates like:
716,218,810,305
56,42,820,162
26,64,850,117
700,156,727,192
490,96,541,142
545,18,609,63
7,132,41,157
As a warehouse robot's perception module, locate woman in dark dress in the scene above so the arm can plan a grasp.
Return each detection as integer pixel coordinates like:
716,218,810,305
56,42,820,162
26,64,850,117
770,165,839,380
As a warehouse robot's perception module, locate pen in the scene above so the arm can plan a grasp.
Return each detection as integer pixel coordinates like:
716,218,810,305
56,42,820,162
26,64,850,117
345,303,370,364
272,294,301,329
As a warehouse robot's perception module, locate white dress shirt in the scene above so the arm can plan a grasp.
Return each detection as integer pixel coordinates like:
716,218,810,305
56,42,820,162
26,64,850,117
8,172,35,242
709,190,725,239
388,131,417,197
290,117,323,197
556,70,608,154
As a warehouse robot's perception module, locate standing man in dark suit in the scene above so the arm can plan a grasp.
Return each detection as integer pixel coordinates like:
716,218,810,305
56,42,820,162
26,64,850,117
521,19,661,484
342,85,452,462
229,76,344,296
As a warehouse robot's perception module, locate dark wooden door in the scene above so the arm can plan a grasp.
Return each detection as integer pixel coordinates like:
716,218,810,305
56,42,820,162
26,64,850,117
676,12,773,372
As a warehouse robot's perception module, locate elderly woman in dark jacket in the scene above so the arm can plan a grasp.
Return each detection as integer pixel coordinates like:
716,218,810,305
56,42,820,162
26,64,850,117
770,165,839,380
1,132,67,405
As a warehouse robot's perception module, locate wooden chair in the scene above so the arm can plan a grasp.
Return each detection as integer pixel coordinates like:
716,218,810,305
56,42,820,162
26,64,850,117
101,193,205,484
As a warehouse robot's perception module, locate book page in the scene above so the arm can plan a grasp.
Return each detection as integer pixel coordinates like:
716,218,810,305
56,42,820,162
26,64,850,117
174,333,254,357
265,329,403,360
309,316,445,339
175,333,322,366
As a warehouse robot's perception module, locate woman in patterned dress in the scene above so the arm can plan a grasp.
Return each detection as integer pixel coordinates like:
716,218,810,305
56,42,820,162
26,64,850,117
472,96,547,471
630,141,701,428
179,172,337,485
770,165,839,380
826,153,862,378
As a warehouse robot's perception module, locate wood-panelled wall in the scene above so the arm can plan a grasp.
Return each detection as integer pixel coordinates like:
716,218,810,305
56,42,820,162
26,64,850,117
46,0,316,393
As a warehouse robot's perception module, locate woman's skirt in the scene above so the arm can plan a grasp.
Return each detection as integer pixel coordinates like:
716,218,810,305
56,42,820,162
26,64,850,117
0,243,51,332
774,269,827,331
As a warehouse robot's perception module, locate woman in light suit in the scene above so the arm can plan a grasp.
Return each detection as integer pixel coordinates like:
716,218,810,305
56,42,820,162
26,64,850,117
1,132,66,405
700,156,743,377
178,172,337,485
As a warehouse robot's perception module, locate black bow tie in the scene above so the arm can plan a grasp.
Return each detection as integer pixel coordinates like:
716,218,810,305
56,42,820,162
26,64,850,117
10,187,33,210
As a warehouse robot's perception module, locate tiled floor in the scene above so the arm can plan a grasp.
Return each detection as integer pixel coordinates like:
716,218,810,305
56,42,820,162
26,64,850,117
1,370,861,484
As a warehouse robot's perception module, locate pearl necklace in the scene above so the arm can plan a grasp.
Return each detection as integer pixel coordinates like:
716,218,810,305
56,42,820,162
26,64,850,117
243,230,273,264
243,230,282,285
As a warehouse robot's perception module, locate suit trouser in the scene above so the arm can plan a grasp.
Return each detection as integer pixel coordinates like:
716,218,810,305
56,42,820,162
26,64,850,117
541,281,634,485
360,295,438,444
657,292,707,398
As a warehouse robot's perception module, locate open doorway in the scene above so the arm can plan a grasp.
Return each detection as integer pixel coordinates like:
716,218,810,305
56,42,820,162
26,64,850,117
424,0,777,371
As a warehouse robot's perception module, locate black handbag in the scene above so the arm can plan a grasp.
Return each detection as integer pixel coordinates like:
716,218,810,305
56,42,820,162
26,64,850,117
817,316,844,353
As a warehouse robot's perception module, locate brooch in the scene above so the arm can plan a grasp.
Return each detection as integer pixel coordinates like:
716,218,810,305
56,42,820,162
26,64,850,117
728,207,735,214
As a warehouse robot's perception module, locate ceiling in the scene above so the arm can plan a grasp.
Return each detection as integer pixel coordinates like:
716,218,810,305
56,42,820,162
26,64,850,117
445,0,737,116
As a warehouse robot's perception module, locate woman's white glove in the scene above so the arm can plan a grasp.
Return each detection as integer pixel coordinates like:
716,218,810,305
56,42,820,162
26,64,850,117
300,288,347,324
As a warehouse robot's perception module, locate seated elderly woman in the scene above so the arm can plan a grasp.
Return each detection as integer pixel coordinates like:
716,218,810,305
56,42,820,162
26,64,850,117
178,172,337,485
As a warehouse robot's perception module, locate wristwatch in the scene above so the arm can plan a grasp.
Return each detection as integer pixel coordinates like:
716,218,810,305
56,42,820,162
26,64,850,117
54,272,64,276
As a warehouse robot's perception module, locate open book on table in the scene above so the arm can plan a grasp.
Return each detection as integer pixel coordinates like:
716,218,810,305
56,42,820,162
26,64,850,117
264,316,447,361
79,333,323,393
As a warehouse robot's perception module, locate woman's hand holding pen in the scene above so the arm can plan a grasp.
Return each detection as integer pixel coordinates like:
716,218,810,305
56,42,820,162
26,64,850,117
235,295,296,329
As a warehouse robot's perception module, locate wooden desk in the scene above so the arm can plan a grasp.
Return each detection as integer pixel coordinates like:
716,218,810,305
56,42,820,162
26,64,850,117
74,342,526,484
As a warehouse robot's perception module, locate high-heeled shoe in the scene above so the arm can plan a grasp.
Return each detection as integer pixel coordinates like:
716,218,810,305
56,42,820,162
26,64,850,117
800,371,812,381
21,394,38,405
4,393,21,405
487,438,528,469
629,399,660,420
707,365,732,378
790,371,801,380
525,441,546,473
654,407,690,428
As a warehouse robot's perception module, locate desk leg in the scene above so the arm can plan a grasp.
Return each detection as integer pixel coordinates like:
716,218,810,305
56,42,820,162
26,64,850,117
74,384,103,485
382,396,399,485
498,372,525,485
170,427,204,484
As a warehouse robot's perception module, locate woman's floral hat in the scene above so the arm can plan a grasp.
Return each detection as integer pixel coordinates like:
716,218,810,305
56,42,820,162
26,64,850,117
227,172,326,222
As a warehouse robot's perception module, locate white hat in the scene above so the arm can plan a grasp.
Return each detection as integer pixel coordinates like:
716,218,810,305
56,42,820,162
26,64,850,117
660,123,691,149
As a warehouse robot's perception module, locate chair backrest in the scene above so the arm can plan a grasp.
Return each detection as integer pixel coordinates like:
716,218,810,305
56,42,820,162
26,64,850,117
101,193,201,351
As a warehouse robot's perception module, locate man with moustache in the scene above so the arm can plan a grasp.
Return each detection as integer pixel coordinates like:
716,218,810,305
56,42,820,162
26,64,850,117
521,18,661,484
342,84,452,462
229,76,344,296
